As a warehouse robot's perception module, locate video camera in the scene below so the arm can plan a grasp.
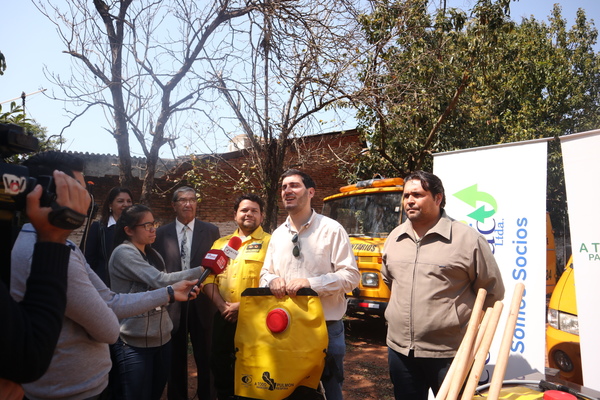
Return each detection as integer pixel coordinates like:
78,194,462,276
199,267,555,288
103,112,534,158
0,122,90,286
0,122,86,230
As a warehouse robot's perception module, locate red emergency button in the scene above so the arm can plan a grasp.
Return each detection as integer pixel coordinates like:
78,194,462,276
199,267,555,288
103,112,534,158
266,308,290,333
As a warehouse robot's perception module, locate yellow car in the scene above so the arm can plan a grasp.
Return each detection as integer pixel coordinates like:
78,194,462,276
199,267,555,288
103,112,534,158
546,256,582,384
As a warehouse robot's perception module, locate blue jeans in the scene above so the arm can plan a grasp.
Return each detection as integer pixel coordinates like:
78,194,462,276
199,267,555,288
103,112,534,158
321,320,345,400
112,337,172,400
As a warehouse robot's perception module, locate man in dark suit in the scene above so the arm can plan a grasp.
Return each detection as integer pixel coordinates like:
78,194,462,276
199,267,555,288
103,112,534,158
154,186,220,400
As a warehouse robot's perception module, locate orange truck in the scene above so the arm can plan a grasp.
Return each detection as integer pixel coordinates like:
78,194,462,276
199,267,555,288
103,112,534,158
322,177,404,316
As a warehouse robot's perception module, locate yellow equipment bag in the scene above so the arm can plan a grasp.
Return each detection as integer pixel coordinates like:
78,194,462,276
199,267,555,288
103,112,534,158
474,385,543,399
234,288,328,400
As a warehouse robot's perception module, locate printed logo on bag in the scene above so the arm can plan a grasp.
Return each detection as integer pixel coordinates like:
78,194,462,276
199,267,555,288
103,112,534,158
241,375,253,385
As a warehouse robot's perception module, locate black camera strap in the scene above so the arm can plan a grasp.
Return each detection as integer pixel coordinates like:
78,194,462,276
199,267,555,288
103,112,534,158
48,204,87,230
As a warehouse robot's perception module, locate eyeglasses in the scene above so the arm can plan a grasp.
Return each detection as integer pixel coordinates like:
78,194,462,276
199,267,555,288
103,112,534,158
134,221,159,231
176,198,196,205
292,233,300,257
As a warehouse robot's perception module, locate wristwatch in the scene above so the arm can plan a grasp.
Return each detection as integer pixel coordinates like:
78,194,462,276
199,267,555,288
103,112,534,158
167,285,175,304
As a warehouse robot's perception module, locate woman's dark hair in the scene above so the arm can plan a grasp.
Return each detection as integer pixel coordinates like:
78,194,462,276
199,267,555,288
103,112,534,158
113,204,164,268
101,187,133,225
114,204,150,248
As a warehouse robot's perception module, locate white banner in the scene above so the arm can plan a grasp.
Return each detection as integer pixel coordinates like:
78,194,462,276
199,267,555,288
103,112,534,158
433,139,548,382
560,129,600,390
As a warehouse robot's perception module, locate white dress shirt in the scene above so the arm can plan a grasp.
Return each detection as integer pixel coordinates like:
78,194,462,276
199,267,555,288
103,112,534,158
260,210,360,321
175,219,195,270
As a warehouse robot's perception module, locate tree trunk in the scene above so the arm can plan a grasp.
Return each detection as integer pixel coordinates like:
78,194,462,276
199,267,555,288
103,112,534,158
113,106,134,188
262,138,286,232
140,120,165,204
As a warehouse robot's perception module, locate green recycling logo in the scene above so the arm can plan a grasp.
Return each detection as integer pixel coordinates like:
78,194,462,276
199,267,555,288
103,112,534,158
453,184,497,223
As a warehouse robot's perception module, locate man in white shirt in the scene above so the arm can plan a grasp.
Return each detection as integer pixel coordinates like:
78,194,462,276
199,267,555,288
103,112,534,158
260,169,360,400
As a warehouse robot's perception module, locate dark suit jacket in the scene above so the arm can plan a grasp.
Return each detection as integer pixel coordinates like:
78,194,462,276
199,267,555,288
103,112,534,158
83,221,116,287
153,218,220,331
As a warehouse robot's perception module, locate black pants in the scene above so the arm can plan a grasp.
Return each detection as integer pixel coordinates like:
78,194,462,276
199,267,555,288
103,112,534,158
167,300,213,400
388,347,452,400
210,312,237,400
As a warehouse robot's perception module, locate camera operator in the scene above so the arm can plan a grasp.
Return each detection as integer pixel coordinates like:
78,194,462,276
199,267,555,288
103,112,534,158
0,170,91,396
10,151,202,400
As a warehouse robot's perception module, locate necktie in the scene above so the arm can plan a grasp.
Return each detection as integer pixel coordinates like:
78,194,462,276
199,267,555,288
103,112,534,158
181,225,189,270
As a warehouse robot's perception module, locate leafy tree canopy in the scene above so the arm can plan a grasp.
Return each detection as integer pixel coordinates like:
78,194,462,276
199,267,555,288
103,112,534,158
353,0,600,236
0,102,65,161
1,50,64,160
354,1,599,177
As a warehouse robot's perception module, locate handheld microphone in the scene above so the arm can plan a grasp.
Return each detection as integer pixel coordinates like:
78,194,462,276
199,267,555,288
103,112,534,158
188,236,243,298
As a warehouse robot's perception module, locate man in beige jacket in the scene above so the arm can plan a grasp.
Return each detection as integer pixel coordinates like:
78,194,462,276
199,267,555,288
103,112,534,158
382,170,504,400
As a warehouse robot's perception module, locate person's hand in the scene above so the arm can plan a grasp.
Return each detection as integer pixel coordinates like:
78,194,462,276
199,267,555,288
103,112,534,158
222,302,239,323
28,170,91,243
172,279,201,301
286,278,310,297
269,277,287,298
0,378,24,400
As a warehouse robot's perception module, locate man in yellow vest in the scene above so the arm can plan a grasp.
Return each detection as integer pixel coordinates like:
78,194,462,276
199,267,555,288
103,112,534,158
204,193,271,400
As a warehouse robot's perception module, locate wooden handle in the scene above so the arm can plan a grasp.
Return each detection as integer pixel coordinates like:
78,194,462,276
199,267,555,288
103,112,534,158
487,283,525,400
472,305,493,359
441,288,488,400
436,308,491,400
435,326,468,400
460,301,504,400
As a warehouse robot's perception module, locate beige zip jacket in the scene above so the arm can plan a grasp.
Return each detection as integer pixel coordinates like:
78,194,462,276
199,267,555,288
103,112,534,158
382,211,505,358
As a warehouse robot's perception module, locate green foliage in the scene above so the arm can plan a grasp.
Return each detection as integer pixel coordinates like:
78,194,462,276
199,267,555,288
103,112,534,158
1,103,36,131
0,51,63,160
471,5,600,235
472,5,600,141
0,102,65,161
354,0,600,235
356,0,515,177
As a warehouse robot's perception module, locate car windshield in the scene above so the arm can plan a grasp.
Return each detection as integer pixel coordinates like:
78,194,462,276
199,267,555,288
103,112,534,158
322,192,403,238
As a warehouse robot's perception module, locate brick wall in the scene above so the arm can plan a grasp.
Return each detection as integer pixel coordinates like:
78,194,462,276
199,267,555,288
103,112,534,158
77,129,362,239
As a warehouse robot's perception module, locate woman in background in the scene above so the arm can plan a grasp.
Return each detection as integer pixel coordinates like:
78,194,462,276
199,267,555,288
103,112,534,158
109,204,203,400
85,187,133,286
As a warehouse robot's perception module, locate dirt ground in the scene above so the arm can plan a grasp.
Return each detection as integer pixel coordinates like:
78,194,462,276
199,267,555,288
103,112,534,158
342,315,394,400
163,314,392,400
